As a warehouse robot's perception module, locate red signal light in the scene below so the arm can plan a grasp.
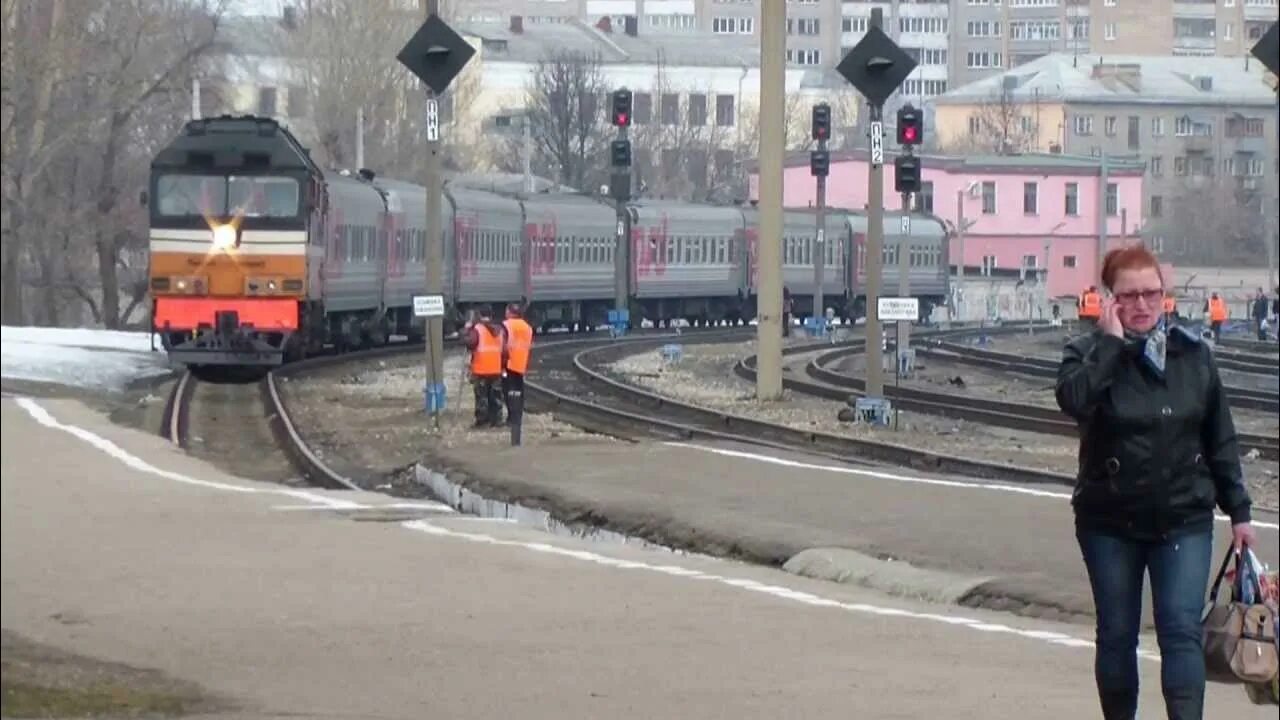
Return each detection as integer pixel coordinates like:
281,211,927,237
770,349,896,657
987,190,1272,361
615,112,629,126
903,126,917,143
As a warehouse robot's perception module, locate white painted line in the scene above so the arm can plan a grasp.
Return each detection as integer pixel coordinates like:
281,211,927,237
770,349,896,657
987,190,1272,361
399,518,1160,664
665,442,1280,532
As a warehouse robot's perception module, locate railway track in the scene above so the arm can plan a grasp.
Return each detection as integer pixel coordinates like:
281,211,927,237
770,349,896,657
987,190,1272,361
796,345,1278,462
524,325,1081,488
915,340,1280,415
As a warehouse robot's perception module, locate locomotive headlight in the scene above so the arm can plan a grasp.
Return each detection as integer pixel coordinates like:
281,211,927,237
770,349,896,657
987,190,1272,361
211,224,238,249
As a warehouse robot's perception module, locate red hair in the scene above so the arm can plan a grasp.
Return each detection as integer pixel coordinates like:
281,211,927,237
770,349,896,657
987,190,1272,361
1101,243,1163,291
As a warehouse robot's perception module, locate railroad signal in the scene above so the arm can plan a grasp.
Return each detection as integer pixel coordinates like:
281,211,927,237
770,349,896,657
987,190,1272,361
835,26,918,108
894,155,920,194
810,149,829,178
897,103,922,146
396,15,475,95
1251,22,1279,77
612,89,633,127
811,103,831,141
611,139,631,167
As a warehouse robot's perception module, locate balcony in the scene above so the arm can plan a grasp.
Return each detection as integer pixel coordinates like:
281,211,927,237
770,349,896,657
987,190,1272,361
1173,0,1217,19
1174,35,1216,51
1181,134,1214,152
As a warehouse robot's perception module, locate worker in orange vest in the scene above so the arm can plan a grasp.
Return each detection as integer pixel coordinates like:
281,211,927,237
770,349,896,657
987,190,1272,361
1204,292,1228,342
464,305,506,428
1162,293,1177,323
1079,286,1102,329
501,303,534,446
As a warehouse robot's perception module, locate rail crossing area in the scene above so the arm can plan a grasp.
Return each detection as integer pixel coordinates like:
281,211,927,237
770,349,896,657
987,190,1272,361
3,322,1279,717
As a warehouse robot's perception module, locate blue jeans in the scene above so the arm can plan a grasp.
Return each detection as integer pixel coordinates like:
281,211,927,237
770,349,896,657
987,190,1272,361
1076,529,1213,720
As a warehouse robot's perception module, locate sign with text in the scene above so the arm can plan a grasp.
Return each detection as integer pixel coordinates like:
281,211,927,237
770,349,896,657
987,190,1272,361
413,294,445,318
877,296,919,322
869,121,884,166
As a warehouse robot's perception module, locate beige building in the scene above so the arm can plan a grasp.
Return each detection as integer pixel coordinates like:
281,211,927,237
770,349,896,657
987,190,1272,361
935,53,1279,265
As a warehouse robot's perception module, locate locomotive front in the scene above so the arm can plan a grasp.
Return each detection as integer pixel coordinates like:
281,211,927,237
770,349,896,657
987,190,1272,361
147,116,320,367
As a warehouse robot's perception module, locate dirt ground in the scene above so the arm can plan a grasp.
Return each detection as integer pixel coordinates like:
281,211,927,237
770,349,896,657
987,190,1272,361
1,629,221,718
276,352,613,492
606,341,1280,511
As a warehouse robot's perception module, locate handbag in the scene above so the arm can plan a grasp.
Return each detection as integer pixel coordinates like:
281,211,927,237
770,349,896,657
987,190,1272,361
1202,544,1279,686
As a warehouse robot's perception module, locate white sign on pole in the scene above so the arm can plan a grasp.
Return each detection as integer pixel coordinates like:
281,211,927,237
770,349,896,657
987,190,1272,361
616,220,625,237
816,228,825,245
413,294,445,318
877,296,919,322
869,121,884,166
900,214,911,234
425,98,440,142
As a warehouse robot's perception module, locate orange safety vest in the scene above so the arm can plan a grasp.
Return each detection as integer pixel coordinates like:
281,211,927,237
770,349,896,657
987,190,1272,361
503,317,533,375
1162,296,1176,314
1209,297,1227,323
1081,291,1102,318
470,324,502,376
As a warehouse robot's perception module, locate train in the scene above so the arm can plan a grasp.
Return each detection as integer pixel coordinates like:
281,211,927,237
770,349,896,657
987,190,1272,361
146,114,950,367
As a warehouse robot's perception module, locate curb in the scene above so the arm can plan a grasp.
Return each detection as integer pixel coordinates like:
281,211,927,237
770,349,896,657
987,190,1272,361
782,547,994,605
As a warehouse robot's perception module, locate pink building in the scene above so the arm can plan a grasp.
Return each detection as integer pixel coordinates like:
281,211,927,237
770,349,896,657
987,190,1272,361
752,151,1152,299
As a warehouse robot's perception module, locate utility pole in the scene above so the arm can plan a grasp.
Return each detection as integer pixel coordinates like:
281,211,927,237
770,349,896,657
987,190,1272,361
192,78,201,120
356,106,365,169
811,103,831,331
397,0,474,430
522,114,533,194
1096,150,1109,279
756,0,785,401
956,189,966,322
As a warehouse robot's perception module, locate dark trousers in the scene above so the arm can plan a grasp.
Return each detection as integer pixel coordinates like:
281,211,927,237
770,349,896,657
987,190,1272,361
1210,321,1222,342
1076,528,1213,720
472,375,503,427
503,371,525,444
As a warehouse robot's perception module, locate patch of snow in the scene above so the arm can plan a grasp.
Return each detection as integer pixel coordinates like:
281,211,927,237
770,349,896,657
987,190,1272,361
2,325,171,391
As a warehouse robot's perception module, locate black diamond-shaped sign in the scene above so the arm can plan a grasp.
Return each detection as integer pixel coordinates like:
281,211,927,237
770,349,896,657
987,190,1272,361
835,26,918,107
1251,22,1279,78
397,14,476,95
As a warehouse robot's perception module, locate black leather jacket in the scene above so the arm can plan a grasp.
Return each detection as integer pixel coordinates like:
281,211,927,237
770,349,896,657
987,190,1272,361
1055,328,1253,540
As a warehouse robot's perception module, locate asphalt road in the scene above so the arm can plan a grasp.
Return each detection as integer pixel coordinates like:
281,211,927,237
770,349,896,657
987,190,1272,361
3,397,1269,719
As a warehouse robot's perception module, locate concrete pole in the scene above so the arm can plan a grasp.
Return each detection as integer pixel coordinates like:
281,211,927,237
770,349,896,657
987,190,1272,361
1096,150,1109,279
755,0,785,401
956,189,965,322
423,0,445,431
192,78,201,120
614,123,630,319
813,136,827,330
356,106,365,170
864,128,886,397
897,191,912,350
522,116,533,194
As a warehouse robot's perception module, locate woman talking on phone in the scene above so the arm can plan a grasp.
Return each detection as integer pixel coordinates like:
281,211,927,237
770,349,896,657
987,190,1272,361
1056,245,1257,720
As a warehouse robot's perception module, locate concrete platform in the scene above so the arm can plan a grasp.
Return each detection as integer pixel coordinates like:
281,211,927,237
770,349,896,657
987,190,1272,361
429,437,1280,623
10,397,1271,718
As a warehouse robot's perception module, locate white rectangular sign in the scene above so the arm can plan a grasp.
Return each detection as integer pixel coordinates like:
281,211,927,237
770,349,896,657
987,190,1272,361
425,98,440,142
870,121,884,166
413,294,445,318
877,296,919,322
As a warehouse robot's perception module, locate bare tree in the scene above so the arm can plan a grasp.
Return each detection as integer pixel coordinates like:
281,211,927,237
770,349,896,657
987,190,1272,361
511,49,610,191
1161,172,1271,265
943,83,1041,156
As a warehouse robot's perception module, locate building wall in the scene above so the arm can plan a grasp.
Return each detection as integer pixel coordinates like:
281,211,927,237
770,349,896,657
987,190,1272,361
933,100,1069,152
763,156,1145,297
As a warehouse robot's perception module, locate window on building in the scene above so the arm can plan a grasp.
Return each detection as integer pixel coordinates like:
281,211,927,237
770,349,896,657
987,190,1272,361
1150,156,1163,176
634,93,652,124
1063,255,1078,268
1065,182,1079,216
1150,195,1163,217
661,94,679,126
688,94,707,126
715,94,735,127
1023,182,1038,214
1022,254,1038,269
796,18,820,35
1127,116,1139,149
981,254,998,276
1104,116,1117,136
1105,182,1118,216
966,51,1002,68
842,16,868,33
1104,22,1117,41
1074,115,1093,135
1151,116,1165,137
916,181,934,213
257,86,277,116
968,115,982,135
1149,236,1165,253
982,181,997,214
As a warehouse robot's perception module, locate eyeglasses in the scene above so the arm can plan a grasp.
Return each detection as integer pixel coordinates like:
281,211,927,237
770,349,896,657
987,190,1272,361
1114,289,1163,305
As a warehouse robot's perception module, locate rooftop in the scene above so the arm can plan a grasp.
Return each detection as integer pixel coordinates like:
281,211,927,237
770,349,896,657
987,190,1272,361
937,53,1278,108
456,16,841,88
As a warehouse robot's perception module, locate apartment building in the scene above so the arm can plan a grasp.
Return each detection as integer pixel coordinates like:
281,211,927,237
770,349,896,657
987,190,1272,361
935,54,1279,264
950,0,1279,88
